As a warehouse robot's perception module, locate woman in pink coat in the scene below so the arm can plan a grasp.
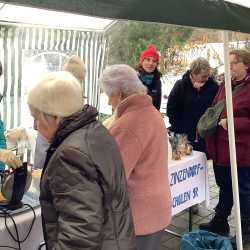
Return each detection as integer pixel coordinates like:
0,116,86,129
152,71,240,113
99,64,171,250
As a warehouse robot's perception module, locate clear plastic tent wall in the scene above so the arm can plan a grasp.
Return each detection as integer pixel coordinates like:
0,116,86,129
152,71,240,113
0,3,112,128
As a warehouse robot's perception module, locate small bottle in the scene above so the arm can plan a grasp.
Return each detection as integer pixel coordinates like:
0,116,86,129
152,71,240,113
16,139,26,162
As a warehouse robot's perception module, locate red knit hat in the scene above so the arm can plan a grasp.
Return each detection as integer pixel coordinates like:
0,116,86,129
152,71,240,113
139,44,160,64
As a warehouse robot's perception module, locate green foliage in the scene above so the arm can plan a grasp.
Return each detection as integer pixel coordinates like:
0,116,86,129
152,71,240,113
106,21,193,73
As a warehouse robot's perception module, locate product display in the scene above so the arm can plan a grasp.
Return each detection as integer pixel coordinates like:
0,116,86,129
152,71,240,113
169,132,181,160
30,169,42,193
169,133,193,160
0,163,32,210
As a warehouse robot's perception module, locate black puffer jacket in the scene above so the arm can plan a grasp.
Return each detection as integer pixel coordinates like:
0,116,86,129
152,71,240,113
138,67,162,110
40,105,136,250
167,71,218,142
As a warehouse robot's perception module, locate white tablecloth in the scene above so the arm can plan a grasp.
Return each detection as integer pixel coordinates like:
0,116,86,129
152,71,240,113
169,151,209,215
0,151,208,249
0,206,44,250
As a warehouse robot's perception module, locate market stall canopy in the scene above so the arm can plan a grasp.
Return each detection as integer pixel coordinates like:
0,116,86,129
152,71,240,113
2,0,250,33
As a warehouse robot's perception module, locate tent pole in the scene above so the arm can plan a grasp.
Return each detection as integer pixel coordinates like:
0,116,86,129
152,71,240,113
222,30,243,250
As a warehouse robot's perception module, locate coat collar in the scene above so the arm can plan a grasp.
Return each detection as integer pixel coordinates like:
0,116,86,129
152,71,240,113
232,73,250,86
115,94,152,118
51,104,98,148
41,104,98,179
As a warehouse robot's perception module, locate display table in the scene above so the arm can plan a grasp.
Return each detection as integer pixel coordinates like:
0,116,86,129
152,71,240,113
169,151,209,216
0,194,44,250
165,151,209,236
0,151,208,249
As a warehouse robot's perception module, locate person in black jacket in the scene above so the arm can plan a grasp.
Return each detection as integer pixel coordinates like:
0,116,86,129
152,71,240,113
167,57,218,152
137,44,162,110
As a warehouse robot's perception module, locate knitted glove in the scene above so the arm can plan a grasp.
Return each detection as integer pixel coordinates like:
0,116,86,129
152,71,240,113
0,149,22,168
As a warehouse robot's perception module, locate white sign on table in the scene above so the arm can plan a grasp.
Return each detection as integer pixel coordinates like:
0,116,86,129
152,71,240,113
169,151,209,216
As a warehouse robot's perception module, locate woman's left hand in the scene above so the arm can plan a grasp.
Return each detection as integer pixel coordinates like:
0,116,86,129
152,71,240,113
219,118,227,130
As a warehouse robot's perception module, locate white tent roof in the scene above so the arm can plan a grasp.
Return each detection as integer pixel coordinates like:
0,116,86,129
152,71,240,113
0,2,114,31
226,0,250,8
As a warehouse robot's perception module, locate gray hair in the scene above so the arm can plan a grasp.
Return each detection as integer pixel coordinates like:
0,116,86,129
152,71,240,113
29,106,62,126
98,64,147,97
190,57,211,75
230,49,250,68
42,112,60,123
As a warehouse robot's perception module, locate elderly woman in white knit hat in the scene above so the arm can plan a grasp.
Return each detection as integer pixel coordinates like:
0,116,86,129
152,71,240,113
28,71,136,250
63,55,85,85
32,55,86,169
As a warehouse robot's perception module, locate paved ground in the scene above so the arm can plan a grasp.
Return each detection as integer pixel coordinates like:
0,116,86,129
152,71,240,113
161,161,250,250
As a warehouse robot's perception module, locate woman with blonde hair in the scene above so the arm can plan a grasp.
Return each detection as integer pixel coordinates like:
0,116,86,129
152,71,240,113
200,50,250,244
63,55,85,85
99,64,171,250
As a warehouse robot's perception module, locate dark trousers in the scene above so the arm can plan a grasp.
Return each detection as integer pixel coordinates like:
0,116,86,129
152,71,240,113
136,230,164,250
214,165,250,220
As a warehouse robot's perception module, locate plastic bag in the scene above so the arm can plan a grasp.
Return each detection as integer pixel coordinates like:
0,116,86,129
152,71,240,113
180,230,233,250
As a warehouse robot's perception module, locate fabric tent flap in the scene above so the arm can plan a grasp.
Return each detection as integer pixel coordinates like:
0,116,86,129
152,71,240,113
2,0,250,33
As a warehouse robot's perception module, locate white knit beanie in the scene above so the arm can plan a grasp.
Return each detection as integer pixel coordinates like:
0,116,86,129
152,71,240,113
28,71,83,117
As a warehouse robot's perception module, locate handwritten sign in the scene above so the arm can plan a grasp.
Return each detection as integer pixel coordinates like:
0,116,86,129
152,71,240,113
169,151,208,215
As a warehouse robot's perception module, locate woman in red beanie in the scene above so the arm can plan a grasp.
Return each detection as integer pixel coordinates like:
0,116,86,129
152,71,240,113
137,44,162,110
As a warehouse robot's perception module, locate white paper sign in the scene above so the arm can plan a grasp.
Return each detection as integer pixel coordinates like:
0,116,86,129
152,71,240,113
169,151,208,215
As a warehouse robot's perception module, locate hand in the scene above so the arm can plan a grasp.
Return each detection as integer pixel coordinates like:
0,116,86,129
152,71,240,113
190,74,205,89
192,82,203,89
219,118,227,130
190,74,204,90
0,149,22,168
